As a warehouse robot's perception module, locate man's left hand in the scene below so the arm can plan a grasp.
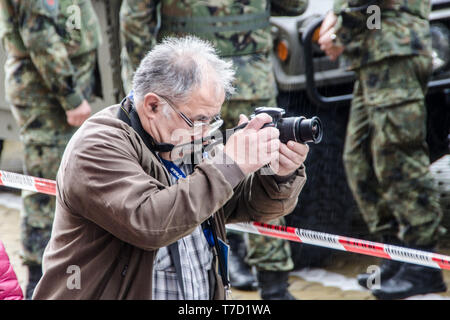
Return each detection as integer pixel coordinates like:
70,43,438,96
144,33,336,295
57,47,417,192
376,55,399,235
271,141,309,178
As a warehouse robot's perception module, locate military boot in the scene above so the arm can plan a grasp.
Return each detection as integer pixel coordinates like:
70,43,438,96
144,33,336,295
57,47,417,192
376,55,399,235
372,263,447,299
227,233,258,291
26,264,42,300
372,246,447,300
257,270,296,300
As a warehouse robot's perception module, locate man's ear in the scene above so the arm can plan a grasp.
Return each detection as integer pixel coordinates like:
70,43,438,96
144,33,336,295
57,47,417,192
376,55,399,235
140,93,160,120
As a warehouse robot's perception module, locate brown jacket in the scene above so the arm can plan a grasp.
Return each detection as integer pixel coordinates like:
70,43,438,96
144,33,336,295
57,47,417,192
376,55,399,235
32,104,307,300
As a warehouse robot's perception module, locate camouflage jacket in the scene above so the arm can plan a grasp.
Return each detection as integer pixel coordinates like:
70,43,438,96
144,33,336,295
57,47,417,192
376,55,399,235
120,0,308,100
333,0,432,70
0,0,102,111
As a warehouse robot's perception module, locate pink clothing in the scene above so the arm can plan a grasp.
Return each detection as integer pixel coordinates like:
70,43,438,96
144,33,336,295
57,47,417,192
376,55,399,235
0,240,23,300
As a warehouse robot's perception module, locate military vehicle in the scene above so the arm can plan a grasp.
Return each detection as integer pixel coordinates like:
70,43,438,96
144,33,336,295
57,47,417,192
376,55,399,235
0,0,448,269
270,0,450,268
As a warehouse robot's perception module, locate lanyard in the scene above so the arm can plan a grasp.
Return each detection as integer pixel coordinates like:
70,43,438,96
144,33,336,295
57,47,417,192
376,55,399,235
159,158,187,180
158,157,215,247
159,157,230,292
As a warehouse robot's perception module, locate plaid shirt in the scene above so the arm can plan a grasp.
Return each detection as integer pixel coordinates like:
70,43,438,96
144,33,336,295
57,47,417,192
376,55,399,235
152,161,213,300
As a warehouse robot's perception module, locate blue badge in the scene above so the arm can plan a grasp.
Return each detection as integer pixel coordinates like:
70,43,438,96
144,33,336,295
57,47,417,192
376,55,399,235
217,238,229,281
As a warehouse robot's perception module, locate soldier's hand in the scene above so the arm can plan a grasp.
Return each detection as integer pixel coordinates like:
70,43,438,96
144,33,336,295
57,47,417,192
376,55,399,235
66,100,92,127
318,11,344,61
319,10,338,36
224,113,280,176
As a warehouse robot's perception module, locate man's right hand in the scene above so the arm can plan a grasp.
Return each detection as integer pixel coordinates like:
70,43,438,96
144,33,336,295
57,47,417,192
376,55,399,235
66,99,92,127
223,113,280,175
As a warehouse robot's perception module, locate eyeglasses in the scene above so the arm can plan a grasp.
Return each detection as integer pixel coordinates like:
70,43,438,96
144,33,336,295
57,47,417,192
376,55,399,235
156,94,223,135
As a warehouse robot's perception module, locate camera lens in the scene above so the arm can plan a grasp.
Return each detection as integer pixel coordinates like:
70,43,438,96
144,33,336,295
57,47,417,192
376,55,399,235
277,116,323,144
298,116,322,144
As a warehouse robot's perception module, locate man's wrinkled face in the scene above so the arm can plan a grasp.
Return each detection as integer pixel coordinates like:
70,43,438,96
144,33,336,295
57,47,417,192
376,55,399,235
141,78,225,160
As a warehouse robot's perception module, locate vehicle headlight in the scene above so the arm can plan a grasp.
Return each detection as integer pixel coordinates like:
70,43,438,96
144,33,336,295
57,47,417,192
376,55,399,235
431,23,450,72
275,38,290,63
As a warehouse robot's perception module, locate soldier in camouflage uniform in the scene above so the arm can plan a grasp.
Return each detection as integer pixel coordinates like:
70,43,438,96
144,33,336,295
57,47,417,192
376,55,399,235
120,0,309,300
318,0,446,299
0,0,102,299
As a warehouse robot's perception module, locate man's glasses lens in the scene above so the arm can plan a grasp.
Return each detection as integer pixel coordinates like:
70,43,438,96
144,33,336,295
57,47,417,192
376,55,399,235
158,94,223,135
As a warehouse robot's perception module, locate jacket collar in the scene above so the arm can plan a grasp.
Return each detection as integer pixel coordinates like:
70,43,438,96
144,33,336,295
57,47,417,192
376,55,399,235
118,96,175,153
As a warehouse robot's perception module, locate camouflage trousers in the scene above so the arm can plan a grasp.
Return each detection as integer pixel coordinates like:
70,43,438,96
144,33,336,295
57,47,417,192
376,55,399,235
343,55,445,247
223,99,294,272
11,100,76,266
245,216,294,272
6,52,97,266
20,140,71,266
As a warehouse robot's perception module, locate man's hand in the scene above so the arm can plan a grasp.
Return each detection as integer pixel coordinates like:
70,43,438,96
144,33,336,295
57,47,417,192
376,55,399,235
318,11,344,61
271,140,309,177
224,114,280,175
66,99,92,127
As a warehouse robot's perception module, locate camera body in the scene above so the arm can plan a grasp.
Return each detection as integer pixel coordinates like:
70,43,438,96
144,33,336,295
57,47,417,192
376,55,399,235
251,107,323,144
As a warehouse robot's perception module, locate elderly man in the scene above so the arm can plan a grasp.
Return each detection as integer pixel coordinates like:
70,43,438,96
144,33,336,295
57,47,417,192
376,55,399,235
32,36,309,300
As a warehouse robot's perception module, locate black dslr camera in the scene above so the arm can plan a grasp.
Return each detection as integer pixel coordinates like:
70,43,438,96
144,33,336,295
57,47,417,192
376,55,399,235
233,107,323,144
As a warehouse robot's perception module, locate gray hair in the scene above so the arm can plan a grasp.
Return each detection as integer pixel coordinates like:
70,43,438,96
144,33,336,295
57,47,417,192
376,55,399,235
132,36,236,106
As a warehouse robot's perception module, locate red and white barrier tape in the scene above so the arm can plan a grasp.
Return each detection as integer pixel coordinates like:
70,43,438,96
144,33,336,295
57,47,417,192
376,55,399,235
1,169,450,270
0,170,56,196
227,222,450,271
